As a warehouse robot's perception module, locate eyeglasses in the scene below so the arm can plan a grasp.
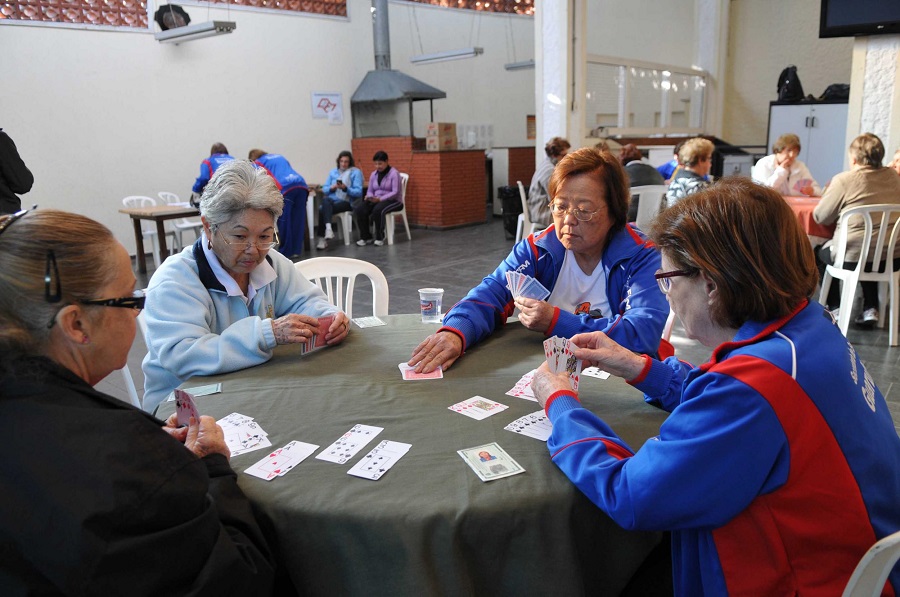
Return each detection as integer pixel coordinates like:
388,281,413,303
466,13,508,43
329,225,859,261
216,228,279,250
654,268,693,294
45,250,145,327
548,202,603,222
0,204,37,238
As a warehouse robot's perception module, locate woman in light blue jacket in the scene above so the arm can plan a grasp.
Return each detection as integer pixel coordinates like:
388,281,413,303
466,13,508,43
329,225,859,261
317,150,363,250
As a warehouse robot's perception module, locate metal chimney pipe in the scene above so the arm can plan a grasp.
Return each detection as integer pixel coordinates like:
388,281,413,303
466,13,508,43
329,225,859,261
372,0,391,71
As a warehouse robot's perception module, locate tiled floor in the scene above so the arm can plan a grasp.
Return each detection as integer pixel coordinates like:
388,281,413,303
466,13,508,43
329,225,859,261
101,209,900,431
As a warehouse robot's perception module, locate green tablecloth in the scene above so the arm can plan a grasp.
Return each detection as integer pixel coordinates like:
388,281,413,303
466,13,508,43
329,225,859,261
159,314,669,596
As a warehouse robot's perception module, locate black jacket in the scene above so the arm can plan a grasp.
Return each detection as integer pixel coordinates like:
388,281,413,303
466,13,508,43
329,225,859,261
0,129,33,215
0,357,276,595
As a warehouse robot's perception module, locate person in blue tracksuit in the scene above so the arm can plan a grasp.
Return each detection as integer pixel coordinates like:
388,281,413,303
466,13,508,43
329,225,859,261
409,147,668,375
249,149,309,258
191,142,234,198
531,178,900,596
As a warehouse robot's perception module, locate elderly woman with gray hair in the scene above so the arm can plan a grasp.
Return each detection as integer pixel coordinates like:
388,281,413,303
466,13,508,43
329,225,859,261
142,160,349,412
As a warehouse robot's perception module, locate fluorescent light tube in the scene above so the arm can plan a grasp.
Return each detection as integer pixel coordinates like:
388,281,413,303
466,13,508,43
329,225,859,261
155,21,236,44
410,47,484,65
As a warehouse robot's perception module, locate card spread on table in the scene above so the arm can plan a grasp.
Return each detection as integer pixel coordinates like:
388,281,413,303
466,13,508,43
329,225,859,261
347,440,411,480
245,441,319,481
316,424,384,464
458,442,525,482
300,315,335,355
543,336,583,392
505,270,550,301
352,316,386,328
506,369,537,401
582,367,611,380
398,363,443,380
174,388,200,427
217,413,272,457
449,396,509,420
505,410,553,441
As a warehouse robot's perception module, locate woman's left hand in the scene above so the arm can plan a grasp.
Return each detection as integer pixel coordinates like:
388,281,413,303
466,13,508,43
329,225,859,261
532,361,575,408
514,296,555,333
325,312,350,345
162,413,189,442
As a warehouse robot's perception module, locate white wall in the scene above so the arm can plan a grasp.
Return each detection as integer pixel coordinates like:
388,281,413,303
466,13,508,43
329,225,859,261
724,0,853,147
586,0,695,66
0,0,534,254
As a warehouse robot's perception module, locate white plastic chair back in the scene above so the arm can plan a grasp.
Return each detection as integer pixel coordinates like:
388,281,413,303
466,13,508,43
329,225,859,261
842,529,900,597
386,173,411,245
118,366,142,408
515,181,542,243
294,257,389,319
122,196,174,269
818,204,900,345
158,191,202,248
631,185,669,232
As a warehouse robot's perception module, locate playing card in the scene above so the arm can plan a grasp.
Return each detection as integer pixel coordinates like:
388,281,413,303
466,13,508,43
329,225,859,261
300,315,335,355
458,442,525,482
244,440,319,481
519,277,550,301
582,367,611,379
504,410,553,441
506,370,537,401
216,413,272,457
174,389,200,427
347,440,411,480
316,424,384,464
398,363,443,380
448,396,509,420
352,316,386,328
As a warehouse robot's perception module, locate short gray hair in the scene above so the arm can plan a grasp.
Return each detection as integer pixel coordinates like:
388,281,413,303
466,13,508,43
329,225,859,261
199,159,284,227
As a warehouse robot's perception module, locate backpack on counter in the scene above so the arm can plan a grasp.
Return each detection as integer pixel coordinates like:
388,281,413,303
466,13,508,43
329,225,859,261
777,65,805,102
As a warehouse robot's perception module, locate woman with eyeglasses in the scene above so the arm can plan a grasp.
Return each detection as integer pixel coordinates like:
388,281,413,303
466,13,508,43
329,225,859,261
409,147,668,375
0,207,276,593
142,160,348,412
530,179,900,596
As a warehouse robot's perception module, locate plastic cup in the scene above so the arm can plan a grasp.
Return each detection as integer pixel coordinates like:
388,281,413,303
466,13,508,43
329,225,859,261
418,288,444,323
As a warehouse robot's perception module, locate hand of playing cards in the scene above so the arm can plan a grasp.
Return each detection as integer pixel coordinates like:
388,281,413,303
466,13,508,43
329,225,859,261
299,315,336,356
505,271,550,301
543,336,583,392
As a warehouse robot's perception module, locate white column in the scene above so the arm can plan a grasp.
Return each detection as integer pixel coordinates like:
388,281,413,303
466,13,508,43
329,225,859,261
694,0,729,136
848,35,900,163
534,0,576,162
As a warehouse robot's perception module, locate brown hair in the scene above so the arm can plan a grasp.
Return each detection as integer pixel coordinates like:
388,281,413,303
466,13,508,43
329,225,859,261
544,137,571,159
678,138,715,168
0,209,119,353
849,133,885,167
619,143,644,166
210,142,229,155
650,178,818,328
248,148,266,161
772,133,801,154
548,147,630,231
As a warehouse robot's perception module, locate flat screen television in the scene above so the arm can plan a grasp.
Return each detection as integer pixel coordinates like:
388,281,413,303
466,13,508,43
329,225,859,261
820,0,900,38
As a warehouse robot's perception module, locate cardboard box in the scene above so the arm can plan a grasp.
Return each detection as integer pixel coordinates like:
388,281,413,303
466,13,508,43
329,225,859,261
426,122,456,137
426,136,458,151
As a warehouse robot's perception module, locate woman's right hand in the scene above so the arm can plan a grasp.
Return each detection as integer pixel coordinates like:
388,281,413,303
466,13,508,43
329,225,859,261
272,313,320,345
570,331,647,381
408,331,463,373
185,416,231,459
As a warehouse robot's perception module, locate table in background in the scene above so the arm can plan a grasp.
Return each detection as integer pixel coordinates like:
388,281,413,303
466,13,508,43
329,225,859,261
160,315,669,596
119,204,199,274
784,195,835,246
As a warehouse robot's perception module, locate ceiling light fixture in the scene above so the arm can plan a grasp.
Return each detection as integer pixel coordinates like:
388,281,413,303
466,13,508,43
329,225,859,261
504,59,535,71
410,47,484,65
155,20,236,44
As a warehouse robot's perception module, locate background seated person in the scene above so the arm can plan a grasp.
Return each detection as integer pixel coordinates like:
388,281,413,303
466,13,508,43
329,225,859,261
813,132,900,326
656,138,688,182
620,143,666,223
888,148,900,176
528,136,571,228
249,148,309,258
665,137,714,207
354,150,401,246
142,160,349,412
317,150,363,250
531,179,900,596
752,133,821,196
0,207,276,593
191,142,234,202
409,147,669,374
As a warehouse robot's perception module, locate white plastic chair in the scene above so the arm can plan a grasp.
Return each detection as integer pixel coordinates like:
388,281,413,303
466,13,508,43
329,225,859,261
842,529,900,597
307,189,316,242
294,257,389,319
386,173,411,245
818,204,900,346
515,181,541,243
631,185,669,232
118,366,142,409
335,211,354,245
121,196,179,269
158,191,202,249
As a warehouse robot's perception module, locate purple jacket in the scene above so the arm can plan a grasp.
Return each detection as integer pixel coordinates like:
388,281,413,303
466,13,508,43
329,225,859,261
367,167,401,203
